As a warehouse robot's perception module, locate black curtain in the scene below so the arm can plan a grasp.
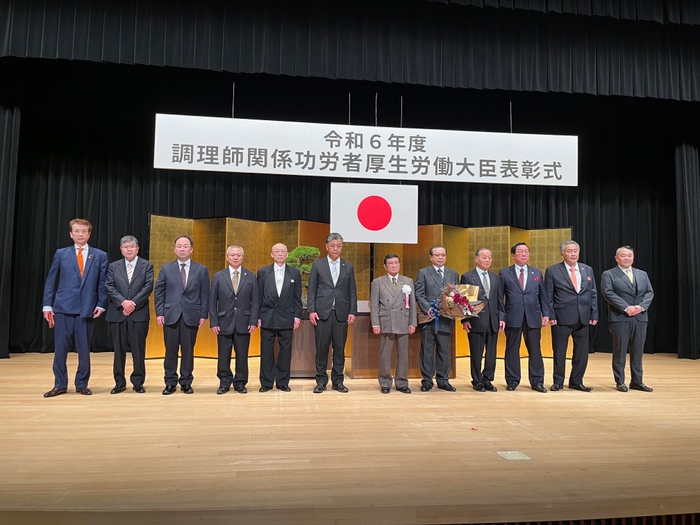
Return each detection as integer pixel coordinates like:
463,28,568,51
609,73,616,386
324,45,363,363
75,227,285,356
3,57,688,357
675,143,700,359
0,102,20,359
2,0,700,101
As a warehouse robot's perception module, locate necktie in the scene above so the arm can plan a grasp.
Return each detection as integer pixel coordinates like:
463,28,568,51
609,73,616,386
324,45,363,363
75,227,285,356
519,267,525,290
392,276,397,290
126,262,133,283
331,261,339,285
180,263,187,287
481,271,490,296
232,270,239,294
437,268,444,285
276,268,284,295
626,268,634,283
77,247,84,277
570,266,578,292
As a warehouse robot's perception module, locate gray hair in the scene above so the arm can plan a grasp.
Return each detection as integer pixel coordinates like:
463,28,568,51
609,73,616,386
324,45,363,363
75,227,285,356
120,235,139,247
227,245,244,255
616,245,633,256
474,247,492,257
326,232,344,243
429,245,447,256
559,240,580,253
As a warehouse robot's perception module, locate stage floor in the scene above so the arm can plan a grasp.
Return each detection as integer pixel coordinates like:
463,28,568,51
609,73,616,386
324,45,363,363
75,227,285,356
1,352,699,525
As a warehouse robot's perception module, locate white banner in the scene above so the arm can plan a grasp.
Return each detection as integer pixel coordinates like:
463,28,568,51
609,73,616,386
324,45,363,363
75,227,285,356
154,114,578,187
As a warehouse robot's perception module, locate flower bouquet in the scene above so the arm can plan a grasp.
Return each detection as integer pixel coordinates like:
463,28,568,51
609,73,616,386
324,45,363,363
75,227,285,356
418,283,485,324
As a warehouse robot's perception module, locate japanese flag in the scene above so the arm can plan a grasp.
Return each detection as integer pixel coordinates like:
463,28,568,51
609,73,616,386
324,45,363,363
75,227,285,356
330,183,418,243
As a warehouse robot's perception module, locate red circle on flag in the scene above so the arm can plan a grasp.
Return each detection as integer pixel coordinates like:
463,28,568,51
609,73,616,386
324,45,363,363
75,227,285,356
357,196,392,231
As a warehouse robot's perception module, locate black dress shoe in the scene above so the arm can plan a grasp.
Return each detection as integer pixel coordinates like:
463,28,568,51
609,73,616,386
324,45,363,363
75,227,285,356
332,384,349,393
472,383,486,392
217,386,229,395
110,385,126,395
616,383,628,392
381,387,390,394
550,383,563,391
420,384,432,392
483,383,498,392
259,386,271,392
133,385,146,393
237,386,248,394
277,385,291,392
437,383,456,392
313,384,326,394
630,383,653,392
396,386,411,394
506,382,518,391
181,385,194,394
531,384,547,393
76,387,92,396
569,384,593,392
162,385,176,395
43,388,67,398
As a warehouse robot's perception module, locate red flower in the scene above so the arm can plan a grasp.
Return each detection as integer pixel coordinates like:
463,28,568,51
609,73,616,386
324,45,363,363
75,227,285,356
534,276,540,281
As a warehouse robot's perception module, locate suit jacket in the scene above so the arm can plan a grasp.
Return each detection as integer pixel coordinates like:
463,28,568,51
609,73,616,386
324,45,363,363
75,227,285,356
415,265,460,333
257,264,302,330
209,266,260,335
544,262,598,325
460,269,501,333
43,245,108,318
105,257,154,323
154,260,210,326
307,257,358,321
601,266,654,323
498,265,550,329
370,274,417,334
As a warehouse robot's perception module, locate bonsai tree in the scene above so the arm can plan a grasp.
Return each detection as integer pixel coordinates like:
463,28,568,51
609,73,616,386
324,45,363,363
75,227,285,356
286,245,320,309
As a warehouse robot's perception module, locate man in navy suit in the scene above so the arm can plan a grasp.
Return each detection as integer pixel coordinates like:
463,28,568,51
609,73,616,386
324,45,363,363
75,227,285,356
545,240,598,392
601,246,655,392
257,243,302,392
498,242,550,392
209,245,259,395
154,235,210,395
42,218,108,397
308,233,357,394
460,248,504,392
415,245,460,392
105,235,154,394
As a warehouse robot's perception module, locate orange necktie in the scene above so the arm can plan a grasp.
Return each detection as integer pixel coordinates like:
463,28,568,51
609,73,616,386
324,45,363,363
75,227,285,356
77,247,84,277
570,266,578,292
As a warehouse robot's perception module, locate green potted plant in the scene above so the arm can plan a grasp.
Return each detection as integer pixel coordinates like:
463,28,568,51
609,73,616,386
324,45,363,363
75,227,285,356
286,245,320,312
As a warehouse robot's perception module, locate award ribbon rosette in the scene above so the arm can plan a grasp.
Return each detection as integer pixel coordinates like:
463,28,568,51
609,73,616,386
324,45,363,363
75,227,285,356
402,284,412,309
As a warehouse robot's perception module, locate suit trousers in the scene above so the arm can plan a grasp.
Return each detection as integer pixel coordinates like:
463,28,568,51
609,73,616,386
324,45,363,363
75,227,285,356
467,329,498,386
109,318,149,388
609,321,647,385
259,327,292,389
378,333,409,389
163,317,198,387
216,331,251,389
313,313,348,387
52,314,93,389
504,320,544,387
419,323,452,387
551,321,589,386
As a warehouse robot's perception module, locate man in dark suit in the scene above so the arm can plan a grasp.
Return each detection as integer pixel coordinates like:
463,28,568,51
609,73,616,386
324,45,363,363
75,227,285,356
42,218,108,397
545,240,598,392
370,254,417,394
308,232,357,394
498,242,550,392
415,245,460,392
154,235,210,395
209,245,259,395
105,235,154,394
460,248,504,392
601,245,655,392
257,243,302,392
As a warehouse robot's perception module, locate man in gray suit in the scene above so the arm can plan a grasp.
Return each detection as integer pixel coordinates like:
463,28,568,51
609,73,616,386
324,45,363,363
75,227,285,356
601,246,654,392
105,235,154,394
415,245,460,392
308,233,357,394
460,248,504,392
370,254,417,394
209,245,259,395
154,235,210,395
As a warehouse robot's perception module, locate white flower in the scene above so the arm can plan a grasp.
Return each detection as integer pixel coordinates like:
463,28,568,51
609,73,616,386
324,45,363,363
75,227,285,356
402,284,412,295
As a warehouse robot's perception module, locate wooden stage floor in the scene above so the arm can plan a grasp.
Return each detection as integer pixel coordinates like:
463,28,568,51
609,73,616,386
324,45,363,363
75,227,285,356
1,352,699,525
